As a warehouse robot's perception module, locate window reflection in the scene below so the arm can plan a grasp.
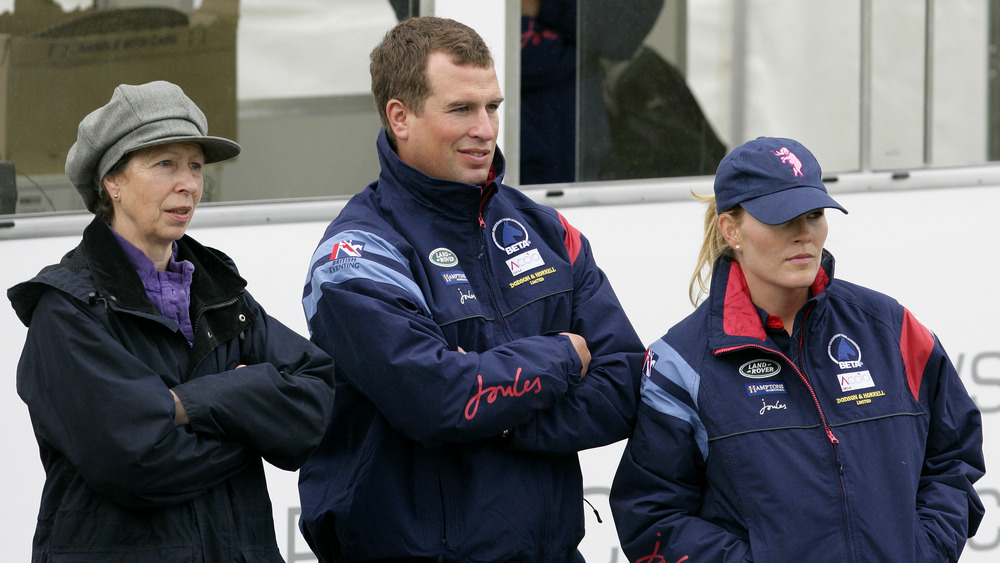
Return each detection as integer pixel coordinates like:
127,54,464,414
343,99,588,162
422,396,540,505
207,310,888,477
926,0,988,167
0,0,394,215
722,0,861,173
520,0,725,184
1,0,240,213
0,0,997,217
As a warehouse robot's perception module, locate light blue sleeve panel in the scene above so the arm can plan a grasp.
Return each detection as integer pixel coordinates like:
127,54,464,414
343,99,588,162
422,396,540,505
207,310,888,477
303,229,430,325
641,338,709,460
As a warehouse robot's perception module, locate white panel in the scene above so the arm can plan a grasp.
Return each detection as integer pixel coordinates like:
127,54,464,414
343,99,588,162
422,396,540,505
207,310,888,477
3,184,998,561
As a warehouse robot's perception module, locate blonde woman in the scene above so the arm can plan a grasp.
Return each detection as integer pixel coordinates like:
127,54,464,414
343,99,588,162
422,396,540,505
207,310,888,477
610,137,984,562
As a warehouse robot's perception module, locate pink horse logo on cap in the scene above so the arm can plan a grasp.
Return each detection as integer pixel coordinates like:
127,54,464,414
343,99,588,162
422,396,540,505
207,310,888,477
771,147,804,177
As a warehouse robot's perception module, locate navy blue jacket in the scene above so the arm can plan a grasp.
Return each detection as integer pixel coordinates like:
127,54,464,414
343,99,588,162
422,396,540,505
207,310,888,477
610,253,984,562
299,130,643,562
9,218,336,562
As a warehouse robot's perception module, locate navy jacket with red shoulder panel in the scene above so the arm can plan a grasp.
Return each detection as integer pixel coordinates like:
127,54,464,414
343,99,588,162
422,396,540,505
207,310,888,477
610,253,984,563
299,130,644,562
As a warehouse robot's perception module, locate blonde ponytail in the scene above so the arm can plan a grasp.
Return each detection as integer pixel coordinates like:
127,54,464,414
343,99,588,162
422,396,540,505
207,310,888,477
688,193,743,306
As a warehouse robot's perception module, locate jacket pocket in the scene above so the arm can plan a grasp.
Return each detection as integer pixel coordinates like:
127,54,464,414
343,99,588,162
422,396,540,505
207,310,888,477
913,515,941,563
47,504,199,561
50,547,197,562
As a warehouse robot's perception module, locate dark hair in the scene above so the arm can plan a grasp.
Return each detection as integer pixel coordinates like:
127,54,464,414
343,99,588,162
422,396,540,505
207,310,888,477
370,16,493,146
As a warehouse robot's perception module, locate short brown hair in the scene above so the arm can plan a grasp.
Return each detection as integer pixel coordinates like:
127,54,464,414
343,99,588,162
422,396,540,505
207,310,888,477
370,17,494,146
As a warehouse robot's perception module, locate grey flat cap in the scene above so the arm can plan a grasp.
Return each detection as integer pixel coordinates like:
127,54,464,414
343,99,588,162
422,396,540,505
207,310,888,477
66,80,241,213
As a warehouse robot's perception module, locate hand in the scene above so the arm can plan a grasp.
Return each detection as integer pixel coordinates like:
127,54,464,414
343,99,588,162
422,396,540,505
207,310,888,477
561,332,591,377
170,389,189,425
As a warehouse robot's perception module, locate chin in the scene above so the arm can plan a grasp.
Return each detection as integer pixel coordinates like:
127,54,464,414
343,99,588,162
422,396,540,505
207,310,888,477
794,276,818,289
457,174,486,186
165,228,189,241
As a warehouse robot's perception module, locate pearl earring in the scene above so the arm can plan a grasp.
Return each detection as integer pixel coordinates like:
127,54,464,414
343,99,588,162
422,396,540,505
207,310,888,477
734,244,741,250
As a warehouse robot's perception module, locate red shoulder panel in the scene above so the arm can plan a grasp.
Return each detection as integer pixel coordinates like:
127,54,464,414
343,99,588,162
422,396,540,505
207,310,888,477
900,308,935,401
557,212,582,264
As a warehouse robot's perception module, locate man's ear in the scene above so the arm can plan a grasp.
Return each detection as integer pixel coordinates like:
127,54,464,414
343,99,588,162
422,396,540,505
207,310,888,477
386,99,411,141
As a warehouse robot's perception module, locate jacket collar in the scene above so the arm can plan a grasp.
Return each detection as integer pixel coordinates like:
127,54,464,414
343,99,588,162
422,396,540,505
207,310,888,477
707,251,835,350
8,217,246,327
83,218,159,315
83,218,247,309
373,128,506,220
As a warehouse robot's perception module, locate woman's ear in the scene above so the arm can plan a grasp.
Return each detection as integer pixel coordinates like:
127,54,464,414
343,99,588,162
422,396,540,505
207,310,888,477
718,213,739,247
386,98,411,141
102,174,120,202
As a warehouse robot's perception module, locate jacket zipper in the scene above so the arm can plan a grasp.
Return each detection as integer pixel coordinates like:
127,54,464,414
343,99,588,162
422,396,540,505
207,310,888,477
477,185,489,228
795,319,856,563
190,296,241,340
437,464,448,561
715,342,838,446
476,185,514,341
715,341,851,559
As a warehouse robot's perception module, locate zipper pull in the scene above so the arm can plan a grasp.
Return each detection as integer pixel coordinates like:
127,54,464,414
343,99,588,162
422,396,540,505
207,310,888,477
583,497,603,523
478,184,493,228
826,426,839,444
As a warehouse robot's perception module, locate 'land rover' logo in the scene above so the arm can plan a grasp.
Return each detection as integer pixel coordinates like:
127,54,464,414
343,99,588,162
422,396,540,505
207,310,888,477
428,248,459,268
739,359,781,379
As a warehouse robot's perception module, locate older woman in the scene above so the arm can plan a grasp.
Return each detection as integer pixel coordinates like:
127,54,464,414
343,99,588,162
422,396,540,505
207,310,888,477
609,137,984,562
8,81,335,562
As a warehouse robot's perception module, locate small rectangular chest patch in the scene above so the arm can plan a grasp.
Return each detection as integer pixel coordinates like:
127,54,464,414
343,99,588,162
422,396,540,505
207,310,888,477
746,382,787,396
838,370,875,392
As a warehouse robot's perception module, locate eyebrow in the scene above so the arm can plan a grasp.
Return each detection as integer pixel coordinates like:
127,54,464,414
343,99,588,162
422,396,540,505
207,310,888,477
445,96,505,109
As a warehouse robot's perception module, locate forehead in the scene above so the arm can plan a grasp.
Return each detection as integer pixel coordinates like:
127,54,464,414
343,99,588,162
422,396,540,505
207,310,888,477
424,51,501,102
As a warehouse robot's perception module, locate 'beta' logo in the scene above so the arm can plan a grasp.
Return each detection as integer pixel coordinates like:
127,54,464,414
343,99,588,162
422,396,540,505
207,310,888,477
828,334,864,369
492,218,532,255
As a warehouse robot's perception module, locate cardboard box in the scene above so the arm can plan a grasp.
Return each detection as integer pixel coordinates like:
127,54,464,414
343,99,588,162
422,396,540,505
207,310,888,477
0,0,238,175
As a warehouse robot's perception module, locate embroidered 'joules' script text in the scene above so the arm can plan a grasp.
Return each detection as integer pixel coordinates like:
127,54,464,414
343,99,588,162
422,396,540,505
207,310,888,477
464,368,541,420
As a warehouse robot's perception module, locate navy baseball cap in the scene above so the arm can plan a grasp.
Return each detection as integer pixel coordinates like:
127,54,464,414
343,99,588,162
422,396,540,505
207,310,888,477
714,137,847,225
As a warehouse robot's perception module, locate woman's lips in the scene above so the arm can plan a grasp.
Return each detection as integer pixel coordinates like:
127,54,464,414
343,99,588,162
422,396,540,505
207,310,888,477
788,253,814,265
166,207,192,221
